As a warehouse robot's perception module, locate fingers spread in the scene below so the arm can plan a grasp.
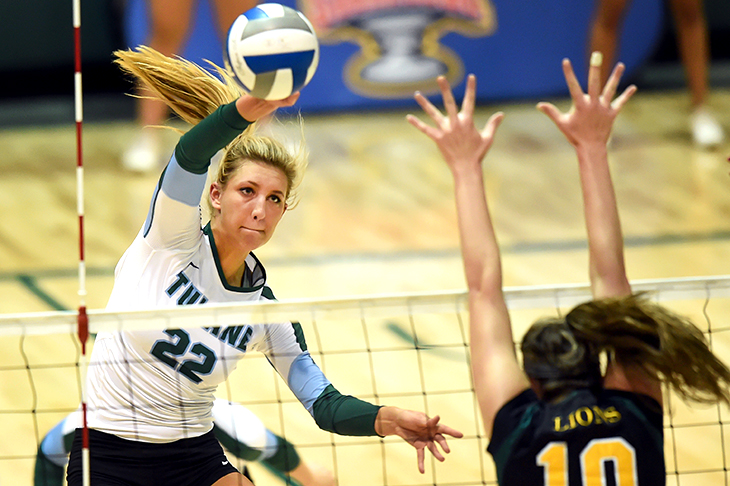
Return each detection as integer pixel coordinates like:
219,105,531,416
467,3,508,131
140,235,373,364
587,51,603,99
406,114,429,133
434,433,451,453
427,440,446,462
536,102,562,124
482,111,505,140
437,424,464,438
414,91,443,123
562,58,584,103
611,84,637,111
438,76,458,119
417,448,426,474
461,74,477,118
602,62,625,102
426,415,440,427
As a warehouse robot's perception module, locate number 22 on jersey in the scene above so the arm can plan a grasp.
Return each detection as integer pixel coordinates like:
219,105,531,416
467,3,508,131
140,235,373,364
537,438,638,485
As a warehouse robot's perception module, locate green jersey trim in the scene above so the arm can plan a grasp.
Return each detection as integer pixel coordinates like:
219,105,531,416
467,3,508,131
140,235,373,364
175,102,251,175
492,402,540,483
612,395,663,449
203,222,266,292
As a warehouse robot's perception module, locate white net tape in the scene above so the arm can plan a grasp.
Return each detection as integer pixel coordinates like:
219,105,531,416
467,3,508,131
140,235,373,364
3,275,730,336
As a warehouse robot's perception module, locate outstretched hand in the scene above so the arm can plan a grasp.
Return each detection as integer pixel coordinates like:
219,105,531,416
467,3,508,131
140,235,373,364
537,53,636,147
236,91,300,122
374,406,463,474
407,74,504,173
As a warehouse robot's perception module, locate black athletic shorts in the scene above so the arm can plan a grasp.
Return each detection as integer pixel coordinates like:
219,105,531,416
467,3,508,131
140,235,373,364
67,428,240,486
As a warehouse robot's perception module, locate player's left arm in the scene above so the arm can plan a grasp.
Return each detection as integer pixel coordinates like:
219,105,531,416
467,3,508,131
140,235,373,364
309,385,463,474
258,320,462,474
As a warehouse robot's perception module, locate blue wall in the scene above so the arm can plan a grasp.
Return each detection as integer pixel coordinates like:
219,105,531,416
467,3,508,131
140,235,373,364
125,0,663,112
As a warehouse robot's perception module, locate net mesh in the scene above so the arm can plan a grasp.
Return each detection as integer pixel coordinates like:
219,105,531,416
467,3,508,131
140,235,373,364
2,276,729,485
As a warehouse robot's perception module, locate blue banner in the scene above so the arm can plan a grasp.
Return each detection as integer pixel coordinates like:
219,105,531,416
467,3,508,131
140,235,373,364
125,0,663,112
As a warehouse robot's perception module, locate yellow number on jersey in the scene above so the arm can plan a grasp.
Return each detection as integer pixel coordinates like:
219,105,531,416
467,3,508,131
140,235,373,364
537,438,637,485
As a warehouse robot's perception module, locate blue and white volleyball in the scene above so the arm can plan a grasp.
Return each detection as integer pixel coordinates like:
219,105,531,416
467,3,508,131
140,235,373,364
225,3,319,100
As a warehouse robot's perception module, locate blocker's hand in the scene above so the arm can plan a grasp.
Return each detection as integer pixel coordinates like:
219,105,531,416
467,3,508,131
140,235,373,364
407,74,503,173
374,406,463,474
536,53,636,148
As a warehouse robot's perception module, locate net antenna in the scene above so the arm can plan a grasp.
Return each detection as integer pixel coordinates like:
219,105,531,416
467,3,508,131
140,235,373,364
72,0,91,484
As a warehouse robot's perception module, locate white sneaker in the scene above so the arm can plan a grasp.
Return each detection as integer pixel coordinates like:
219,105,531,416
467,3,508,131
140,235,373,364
690,107,725,149
122,130,162,173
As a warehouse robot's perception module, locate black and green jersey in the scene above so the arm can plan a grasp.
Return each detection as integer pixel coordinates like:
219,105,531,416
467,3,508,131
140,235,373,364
487,388,664,485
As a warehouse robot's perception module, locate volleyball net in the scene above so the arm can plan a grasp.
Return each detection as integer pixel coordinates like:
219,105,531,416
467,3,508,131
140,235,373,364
2,276,729,486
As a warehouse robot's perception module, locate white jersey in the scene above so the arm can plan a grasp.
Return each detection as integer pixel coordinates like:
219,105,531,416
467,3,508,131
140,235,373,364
86,152,330,442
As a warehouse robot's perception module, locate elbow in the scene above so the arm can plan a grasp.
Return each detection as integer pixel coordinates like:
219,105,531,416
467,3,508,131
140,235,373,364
465,266,503,298
590,271,631,299
467,280,503,306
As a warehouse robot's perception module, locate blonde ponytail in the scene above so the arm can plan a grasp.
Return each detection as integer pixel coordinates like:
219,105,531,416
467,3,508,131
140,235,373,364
115,45,309,220
114,45,243,126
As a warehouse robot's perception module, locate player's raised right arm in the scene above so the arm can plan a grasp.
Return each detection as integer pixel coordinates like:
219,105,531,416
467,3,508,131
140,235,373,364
537,55,663,401
537,54,636,300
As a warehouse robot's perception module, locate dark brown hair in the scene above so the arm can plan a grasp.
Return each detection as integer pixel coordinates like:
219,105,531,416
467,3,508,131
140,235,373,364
522,293,730,405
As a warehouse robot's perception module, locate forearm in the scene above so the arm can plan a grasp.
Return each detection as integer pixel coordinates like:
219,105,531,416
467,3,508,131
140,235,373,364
451,164,503,296
451,163,517,347
174,101,251,174
311,384,381,436
575,142,630,298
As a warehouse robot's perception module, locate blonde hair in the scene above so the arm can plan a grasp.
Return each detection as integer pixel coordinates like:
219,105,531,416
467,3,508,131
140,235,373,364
114,46,308,211
523,293,730,405
207,128,307,217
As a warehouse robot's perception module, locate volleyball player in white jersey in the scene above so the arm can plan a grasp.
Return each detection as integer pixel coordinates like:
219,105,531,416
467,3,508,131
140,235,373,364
66,46,461,486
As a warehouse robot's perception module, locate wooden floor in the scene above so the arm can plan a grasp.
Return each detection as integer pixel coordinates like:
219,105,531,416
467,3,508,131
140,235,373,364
2,86,730,485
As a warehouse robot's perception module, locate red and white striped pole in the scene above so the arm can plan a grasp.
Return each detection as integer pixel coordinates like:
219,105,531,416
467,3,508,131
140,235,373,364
72,0,90,484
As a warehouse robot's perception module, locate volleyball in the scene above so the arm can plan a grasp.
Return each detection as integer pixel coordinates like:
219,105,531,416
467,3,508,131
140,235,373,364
224,3,319,100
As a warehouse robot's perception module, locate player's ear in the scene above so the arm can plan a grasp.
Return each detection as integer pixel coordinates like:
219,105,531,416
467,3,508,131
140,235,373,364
210,183,222,211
